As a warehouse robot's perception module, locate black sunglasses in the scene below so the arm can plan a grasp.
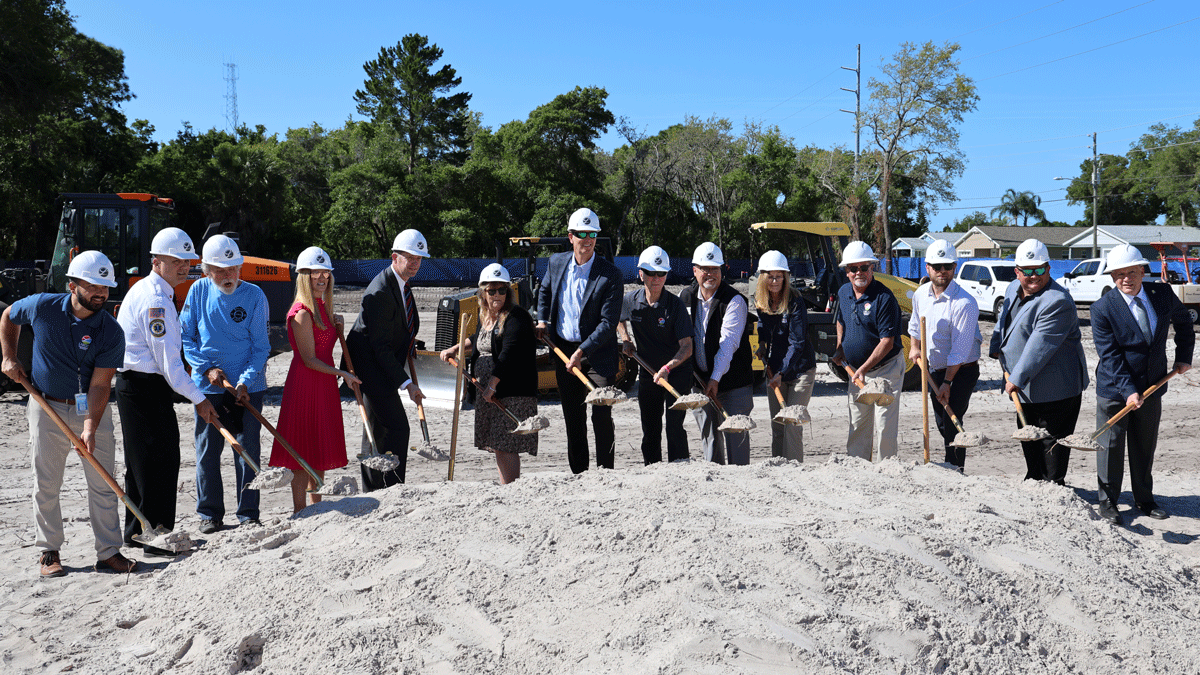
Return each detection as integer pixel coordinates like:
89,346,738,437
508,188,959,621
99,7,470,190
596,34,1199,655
641,269,667,277
928,263,955,272
570,231,598,239
1017,266,1048,277
485,287,509,296
845,264,872,274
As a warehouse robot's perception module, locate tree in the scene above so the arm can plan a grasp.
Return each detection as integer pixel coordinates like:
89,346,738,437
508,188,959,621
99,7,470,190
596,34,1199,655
353,34,472,175
864,41,979,272
991,188,1046,226
1064,154,1161,226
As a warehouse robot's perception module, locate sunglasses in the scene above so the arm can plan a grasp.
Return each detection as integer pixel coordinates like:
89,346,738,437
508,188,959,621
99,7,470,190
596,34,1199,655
570,231,598,239
1017,266,1048,277
641,270,667,278
928,263,955,272
485,287,509,296
845,264,872,274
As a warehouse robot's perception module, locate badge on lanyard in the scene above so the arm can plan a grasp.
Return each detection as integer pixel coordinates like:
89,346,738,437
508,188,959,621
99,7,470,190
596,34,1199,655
75,393,88,416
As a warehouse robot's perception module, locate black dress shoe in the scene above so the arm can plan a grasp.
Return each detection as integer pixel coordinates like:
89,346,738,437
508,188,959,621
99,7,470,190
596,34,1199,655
1098,500,1122,525
1136,502,1168,520
141,545,177,558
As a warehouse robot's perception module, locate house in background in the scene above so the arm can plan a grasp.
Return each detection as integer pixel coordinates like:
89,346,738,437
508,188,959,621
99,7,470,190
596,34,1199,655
1062,225,1200,260
953,226,1086,259
920,231,961,246
891,237,929,257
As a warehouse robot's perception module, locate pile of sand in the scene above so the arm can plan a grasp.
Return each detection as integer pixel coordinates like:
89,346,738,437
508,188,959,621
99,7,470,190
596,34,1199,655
1013,425,1051,441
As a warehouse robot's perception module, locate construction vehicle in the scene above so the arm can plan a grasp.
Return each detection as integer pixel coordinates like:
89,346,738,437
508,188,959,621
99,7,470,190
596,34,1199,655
1149,241,1200,324
749,221,922,390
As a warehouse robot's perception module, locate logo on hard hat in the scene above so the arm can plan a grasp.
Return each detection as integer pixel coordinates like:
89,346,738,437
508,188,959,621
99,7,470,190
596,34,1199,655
582,217,591,225
98,267,109,278
706,252,714,261
225,249,234,259
183,242,192,251
417,241,425,250
1025,250,1035,259
493,269,502,277
316,255,325,264
654,257,663,265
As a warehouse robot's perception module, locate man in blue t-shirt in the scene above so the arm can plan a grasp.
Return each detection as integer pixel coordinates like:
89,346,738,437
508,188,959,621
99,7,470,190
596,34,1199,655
1,251,137,577
181,235,270,534
832,241,904,462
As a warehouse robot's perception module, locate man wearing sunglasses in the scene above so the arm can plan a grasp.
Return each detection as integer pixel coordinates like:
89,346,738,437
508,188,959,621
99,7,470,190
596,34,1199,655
1090,244,1193,524
907,240,982,472
832,241,904,462
617,246,694,464
989,238,1088,485
535,207,623,473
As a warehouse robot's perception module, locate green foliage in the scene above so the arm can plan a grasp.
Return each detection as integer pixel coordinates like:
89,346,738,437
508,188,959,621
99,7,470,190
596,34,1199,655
991,188,1047,226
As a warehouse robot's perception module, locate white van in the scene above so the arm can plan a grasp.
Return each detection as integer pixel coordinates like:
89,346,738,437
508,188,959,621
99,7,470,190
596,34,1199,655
955,260,1017,318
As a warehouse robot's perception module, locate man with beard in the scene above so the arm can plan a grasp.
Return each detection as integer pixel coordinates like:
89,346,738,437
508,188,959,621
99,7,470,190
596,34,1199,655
832,241,903,462
1,251,137,576
181,235,270,533
116,228,219,556
907,240,982,471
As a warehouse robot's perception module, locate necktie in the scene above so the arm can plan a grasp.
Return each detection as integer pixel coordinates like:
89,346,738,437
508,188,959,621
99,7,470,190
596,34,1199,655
1131,297,1151,343
403,283,417,357
693,300,707,372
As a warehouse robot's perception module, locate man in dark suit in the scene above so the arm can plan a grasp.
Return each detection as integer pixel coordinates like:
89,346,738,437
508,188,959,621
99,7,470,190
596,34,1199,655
535,207,623,473
1090,244,1194,524
347,229,429,490
989,238,1089,484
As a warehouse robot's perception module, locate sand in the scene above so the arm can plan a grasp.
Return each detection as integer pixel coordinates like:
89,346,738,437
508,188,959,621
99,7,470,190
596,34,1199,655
718,413,757,432
773,404,810,425
1058,433,1103,452
360,454,401,472
856,377,895,406
316,475,359,496
1013,425,1052,441
513,414,550,434
585,386,629,406
670,393,711,410
246,467,293,491
950,431,989,448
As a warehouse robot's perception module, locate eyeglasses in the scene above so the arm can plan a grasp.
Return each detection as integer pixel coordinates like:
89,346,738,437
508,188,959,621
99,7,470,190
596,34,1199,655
309,270,332,278
570,231,598,239
1017,266,1048,277
928,263,955,272
765,273,786,281
485,287,509,296
845,264,872,274
641,270,667,277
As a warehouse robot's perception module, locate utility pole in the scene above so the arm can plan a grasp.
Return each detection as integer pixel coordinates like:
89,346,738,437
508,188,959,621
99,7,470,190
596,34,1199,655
224,61,239,136
1091,132,1099,259
839,44,861,183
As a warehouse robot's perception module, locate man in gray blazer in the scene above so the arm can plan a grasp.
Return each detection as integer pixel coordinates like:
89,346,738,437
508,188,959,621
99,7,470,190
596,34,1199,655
989,238,1089,484
535,208,623,473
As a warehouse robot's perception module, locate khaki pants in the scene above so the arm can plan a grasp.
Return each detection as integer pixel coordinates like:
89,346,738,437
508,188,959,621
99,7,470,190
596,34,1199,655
767,368,817,462
29,399,122,560
846,353,904,462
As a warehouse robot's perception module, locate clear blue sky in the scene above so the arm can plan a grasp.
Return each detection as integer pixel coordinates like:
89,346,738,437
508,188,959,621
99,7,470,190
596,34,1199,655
70,0,1200,233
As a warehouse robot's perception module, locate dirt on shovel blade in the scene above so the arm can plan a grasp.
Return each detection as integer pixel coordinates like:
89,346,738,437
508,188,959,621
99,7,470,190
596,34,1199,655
951,431,989,447
416,443,450,461
318,475,359,495
1012,425,1051,441
138,528,193,553
670,393,710,410
585,386,628,406
247,467,294,491
361,453,401,472
773,405,810,425
514,415,550,434
1058,433,1102,451
856,378,895,406
718,414,756,432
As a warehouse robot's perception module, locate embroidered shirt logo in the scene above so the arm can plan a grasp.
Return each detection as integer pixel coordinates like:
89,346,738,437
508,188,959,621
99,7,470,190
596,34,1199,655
230,306,247,323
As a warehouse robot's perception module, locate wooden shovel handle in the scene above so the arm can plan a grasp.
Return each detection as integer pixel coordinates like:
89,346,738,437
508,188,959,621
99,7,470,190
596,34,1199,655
919,367,967,434
445,355,522,425
1092,368,1180,441
407,355,430,426
625,350,686,400
209,418,260,473
691,371,730,420
540,334,596,391
219,378,321,485
336,326,380,456
840,364,868,389
1003,371,1030,427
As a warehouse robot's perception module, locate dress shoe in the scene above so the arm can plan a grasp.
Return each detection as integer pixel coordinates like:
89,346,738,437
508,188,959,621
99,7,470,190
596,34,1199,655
96,552,138,574
1098,500,1122,525
198,519,222,534
141,545,177,558
39,550,66,578
1136,502,1168,520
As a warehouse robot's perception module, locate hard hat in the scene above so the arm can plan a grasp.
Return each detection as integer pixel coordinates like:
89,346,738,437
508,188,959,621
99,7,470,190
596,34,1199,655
150,227,199,260
478,262,511,286
202,234,244,267
840,241,877,267
637,246,670,273
1014,239,1050,266
66,250,118,288
296,246,333,271
568,207,601,233
1105,244,1149,273
925,240,957,265
692,242,724,266
757,250,789,273
391,229,430,257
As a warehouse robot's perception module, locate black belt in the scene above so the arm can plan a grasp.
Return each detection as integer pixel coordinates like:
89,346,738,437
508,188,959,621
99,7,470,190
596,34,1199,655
37,391,72,404
119,370,163,381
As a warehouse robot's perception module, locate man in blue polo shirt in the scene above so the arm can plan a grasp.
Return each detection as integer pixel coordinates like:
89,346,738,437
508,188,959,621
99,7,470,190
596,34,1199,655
181,235,270,534
1,251,137,577
832,241,904,462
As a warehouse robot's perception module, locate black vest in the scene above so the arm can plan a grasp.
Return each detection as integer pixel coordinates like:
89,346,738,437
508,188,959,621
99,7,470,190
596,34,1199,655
679,281,754,392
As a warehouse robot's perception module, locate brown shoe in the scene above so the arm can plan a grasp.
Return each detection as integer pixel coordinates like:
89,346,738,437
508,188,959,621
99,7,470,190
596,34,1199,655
96,552,138,574
39,550,66,578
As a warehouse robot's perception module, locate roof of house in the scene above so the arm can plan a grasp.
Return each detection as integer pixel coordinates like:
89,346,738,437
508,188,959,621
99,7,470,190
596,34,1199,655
959,226,1087,247
921,232,961,243
1062,225,1200,246
892,237,929,250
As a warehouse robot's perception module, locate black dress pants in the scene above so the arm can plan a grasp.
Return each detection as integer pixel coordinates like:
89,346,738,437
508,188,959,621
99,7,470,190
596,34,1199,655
553,340,614,474
1019,394,1082,484
359,378,410,491
1096,394,1161,506
636,368,692,465
115,371,180,542
929,363,980,469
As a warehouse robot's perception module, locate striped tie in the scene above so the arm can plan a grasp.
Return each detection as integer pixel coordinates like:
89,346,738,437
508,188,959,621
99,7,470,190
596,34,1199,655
403,283,417,357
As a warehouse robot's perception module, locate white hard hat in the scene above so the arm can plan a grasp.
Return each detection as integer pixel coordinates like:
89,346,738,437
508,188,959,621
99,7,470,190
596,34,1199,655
296,246,333,271
757,250,789,273
692,242,724,266
202,234,244,267
840,241,877,267
637,246,670,273
925,240,958,265
1014,238,1050,266
568,207,601,233
478,262,511,286
150,227,199,260
391,229,430,257
1105,243,1149,273
66,250,118,288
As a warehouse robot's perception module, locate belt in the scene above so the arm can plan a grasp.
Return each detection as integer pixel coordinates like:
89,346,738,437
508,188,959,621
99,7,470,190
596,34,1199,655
932,361,978,373
119,369,163,381
37,391,72,405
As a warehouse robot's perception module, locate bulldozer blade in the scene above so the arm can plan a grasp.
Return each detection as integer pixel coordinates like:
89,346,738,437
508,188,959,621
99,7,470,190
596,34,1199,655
409,350,465,409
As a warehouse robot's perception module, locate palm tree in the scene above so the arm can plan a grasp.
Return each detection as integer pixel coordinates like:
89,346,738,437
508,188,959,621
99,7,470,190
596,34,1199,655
991,189,1047,226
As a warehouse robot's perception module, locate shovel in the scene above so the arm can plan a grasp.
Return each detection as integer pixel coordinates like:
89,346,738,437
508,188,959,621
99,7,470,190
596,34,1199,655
336,326,400,473
408,355,449,461
1057,368,1181,452
761,365,807,425
840,364,895,406
20,381,191,553
625,350,710,411
445,355,547,434
540,334,629,405
207,417,293,492
691,372,755,433
1003,371,1052,441
914,352,988,449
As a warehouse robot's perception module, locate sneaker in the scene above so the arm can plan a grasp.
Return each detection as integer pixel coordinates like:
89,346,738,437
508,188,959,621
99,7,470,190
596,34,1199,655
96,552,138,574
198,519,221,534
39,551,66,578
238,518,262,528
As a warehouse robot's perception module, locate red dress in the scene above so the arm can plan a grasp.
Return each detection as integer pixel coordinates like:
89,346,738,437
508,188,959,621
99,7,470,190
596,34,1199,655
270,300,347,471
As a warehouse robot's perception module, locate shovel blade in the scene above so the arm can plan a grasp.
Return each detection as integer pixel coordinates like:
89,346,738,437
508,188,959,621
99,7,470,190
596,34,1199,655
361,453,401,472
512,415,550,435
133,527,192,553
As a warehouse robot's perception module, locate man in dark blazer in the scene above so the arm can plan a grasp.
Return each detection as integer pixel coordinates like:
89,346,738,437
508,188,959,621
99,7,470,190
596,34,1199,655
1090,244,1194,524
347,229,429,490
990,238,1089,484
535,207,623,473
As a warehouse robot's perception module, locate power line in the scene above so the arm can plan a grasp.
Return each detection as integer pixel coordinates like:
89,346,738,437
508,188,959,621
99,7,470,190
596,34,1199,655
962,0,1155,62
954,0,1068,40
778,89,840,123
758,69,839,117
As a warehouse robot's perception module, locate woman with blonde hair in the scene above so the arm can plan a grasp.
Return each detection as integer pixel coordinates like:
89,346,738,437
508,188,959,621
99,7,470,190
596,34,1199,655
270,246,360,512
439,263,537,483
754,250,816,461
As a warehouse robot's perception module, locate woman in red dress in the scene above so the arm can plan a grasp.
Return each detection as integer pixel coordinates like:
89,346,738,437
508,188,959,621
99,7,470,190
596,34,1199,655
270,246,360,513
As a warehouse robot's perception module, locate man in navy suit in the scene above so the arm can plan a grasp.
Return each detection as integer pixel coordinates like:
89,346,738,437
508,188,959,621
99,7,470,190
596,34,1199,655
535,208,623,473
347,229,429,490
1090,244,1193,524
990,238,1089,484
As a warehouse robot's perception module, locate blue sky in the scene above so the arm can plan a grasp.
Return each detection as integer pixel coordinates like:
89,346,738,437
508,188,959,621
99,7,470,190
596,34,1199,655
70,0,1199,233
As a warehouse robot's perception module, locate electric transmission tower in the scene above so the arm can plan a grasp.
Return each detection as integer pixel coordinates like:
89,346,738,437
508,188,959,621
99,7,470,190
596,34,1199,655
224,61,239,136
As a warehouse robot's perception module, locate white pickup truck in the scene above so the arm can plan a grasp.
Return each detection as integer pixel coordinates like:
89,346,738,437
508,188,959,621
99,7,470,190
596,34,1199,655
954,260,1017,318
1057,258,1152,304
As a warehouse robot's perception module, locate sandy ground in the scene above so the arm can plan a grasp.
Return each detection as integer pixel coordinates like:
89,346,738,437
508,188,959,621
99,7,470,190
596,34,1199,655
1,285,1199,674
